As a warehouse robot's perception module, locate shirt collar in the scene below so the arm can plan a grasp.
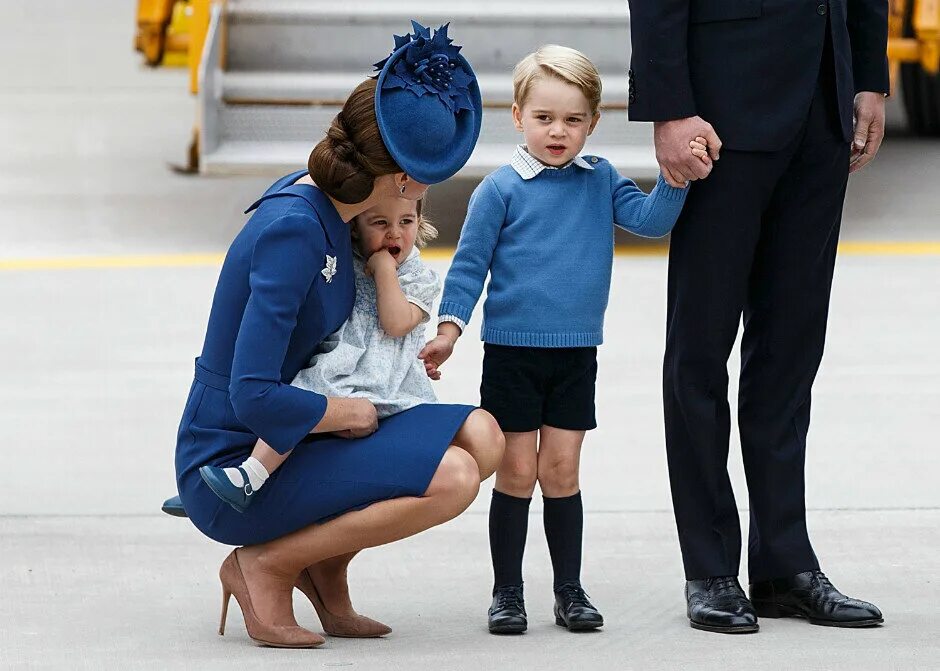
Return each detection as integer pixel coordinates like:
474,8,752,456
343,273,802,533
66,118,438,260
510,145,594,180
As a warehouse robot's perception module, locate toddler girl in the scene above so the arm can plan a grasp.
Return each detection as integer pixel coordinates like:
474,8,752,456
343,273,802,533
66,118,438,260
200,195,441,511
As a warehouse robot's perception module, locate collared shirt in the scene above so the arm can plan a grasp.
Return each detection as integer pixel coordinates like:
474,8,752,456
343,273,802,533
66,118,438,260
509,144,595,180
438,146,596,331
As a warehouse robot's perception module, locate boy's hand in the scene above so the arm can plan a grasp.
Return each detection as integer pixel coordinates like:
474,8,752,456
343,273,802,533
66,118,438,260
365,248,398,277
689,136,712,168
418,334,456,380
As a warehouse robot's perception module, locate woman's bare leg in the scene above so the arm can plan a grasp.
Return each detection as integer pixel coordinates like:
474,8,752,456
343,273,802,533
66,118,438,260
304,551,358,615
451,409,505,480
237,445,480,624
305,412,503,616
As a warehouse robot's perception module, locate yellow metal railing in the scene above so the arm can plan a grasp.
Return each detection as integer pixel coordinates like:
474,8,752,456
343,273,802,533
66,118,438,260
135,0,212,88
888,0,940,78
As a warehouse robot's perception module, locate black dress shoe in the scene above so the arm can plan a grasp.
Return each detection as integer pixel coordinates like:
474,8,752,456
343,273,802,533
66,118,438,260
686,576,759,634
554,582,604,631
488,585,527,634
749,570,883,627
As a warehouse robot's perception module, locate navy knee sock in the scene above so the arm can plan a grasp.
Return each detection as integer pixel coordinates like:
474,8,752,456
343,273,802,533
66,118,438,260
543,491,583,589
489,490,532,590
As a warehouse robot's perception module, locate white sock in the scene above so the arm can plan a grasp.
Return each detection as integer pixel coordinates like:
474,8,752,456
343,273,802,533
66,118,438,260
223,457,269,491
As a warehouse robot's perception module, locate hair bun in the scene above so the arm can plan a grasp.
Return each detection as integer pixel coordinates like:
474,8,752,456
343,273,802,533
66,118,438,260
308,79,402,204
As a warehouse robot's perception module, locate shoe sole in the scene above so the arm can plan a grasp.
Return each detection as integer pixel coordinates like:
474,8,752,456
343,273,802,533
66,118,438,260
161,501,188,518
555,616,604,631
200,466,249,513
249,636,324,648
753,602,883,628
488,622,527,634
689,620,760,634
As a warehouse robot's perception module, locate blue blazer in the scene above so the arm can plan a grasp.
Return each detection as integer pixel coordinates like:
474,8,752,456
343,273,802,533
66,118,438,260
182,171,354,462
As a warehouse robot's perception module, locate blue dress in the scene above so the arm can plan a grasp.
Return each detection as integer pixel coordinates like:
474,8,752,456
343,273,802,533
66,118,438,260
175,171,475,546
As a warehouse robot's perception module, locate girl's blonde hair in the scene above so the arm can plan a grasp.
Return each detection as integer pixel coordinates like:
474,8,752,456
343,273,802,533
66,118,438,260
350,197,438,251
414,198,438,248
512,45,602,115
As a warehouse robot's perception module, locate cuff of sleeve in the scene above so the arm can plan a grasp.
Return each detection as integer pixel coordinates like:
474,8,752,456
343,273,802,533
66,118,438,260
438,314,467,332
437,301,472,326
654,174,690,201
853,57,890,95
230,384,328,455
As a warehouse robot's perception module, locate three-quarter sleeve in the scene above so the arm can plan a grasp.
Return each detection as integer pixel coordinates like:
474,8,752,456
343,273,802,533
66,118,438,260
610,164,689,238
229,212,329,454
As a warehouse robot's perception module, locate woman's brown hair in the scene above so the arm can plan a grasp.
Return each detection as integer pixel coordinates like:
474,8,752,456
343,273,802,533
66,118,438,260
308,78,402,204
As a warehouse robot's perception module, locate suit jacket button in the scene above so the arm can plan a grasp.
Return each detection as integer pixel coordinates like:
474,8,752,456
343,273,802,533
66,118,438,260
816,3,828,15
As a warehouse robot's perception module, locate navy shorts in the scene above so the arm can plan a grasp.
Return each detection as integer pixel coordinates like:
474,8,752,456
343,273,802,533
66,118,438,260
480,343,598,433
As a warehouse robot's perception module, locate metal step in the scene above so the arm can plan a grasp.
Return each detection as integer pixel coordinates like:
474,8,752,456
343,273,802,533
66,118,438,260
198,1,656,178
225,0,631,73
204,103,655,178
220,71,631,105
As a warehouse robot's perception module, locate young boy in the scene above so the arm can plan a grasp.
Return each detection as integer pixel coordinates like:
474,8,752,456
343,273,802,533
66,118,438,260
419,45,706,634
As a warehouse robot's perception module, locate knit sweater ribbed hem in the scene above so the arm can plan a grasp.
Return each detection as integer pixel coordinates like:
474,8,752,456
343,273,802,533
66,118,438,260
482,327,602,348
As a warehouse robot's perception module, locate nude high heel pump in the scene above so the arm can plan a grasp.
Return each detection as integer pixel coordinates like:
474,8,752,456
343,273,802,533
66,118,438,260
294,567,392,638
218,549,325,648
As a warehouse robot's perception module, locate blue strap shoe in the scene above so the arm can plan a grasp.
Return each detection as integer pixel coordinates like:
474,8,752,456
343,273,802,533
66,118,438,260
161,495,188,517
199,464,256,513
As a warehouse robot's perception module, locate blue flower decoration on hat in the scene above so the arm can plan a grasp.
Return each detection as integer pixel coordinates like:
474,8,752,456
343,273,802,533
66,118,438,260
374,21,476,115
372,21,483,185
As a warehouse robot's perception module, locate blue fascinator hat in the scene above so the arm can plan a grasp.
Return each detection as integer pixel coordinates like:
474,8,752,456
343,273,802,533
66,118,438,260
373,21,482,185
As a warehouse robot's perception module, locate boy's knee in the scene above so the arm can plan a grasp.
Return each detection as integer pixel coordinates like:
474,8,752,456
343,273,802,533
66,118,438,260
497,458,538,496
537,458,580,496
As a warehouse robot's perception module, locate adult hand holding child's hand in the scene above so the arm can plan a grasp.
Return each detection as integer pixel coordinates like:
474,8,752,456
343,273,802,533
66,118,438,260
654,116,722,188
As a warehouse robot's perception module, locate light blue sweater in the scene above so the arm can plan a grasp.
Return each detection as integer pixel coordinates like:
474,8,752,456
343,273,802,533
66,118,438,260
438,157,688,347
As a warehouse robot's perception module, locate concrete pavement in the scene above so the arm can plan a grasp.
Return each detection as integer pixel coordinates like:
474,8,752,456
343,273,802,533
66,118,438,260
1,2,939,669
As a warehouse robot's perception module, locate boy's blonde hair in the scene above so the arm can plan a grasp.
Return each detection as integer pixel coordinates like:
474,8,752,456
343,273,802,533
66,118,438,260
512,45,602,115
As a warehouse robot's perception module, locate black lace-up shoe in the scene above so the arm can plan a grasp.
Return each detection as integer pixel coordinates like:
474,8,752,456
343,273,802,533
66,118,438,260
553,582,604,631
750,570,883,627
686,576,759,634
488,585,527,634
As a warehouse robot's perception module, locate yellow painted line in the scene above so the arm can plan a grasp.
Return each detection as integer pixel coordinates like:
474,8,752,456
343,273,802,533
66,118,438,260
2,241,939,272
837,241,940,256
0,253,225,271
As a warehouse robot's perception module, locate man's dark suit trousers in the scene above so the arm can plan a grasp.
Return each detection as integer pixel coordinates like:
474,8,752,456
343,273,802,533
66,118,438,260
663,44,850,583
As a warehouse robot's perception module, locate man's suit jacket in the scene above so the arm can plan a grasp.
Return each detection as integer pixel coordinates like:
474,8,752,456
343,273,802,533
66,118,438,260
627,0,889,151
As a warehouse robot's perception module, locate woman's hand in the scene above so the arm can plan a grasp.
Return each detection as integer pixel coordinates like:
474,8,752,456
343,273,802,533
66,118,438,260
312,397,378,437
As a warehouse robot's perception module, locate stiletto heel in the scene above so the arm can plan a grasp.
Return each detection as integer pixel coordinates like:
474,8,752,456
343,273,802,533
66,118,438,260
217,549,325,648
219,586,231,635
294,567,392,638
